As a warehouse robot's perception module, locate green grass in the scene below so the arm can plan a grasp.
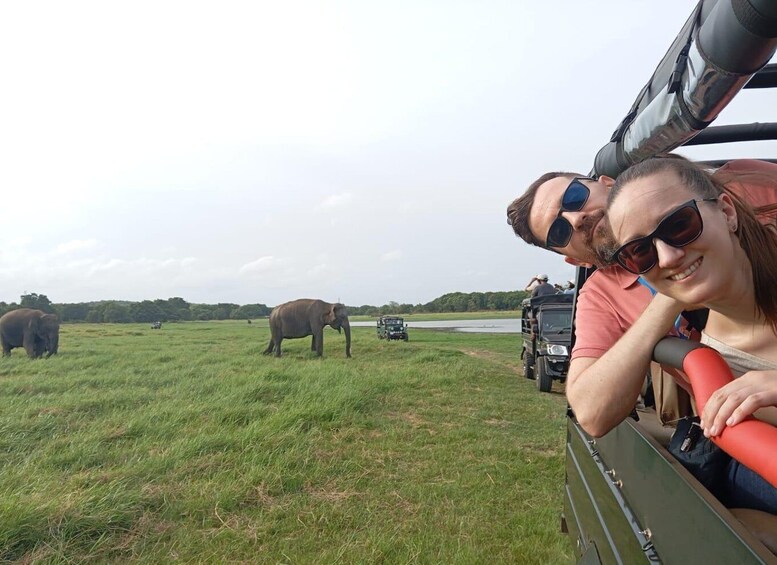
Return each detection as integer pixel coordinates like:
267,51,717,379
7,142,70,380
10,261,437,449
0,321,571,563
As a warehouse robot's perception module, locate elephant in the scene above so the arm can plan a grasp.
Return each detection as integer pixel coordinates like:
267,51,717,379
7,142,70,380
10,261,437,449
263,299,351,358
0,308,60,359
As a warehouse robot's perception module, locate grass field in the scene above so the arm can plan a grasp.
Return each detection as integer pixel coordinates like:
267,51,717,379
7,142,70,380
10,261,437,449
0,321,571,563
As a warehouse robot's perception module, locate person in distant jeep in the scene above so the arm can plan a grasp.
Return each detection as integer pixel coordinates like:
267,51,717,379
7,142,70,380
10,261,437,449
530,274,557,298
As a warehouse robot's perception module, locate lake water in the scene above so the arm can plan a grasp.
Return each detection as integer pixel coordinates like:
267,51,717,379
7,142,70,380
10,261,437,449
350,319,522,334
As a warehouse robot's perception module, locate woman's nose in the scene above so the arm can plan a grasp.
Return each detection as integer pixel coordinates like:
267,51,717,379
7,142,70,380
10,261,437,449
655,238,686,269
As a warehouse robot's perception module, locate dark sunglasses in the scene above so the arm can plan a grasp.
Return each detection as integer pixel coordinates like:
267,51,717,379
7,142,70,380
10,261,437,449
611,198,718,274
545,177,594,249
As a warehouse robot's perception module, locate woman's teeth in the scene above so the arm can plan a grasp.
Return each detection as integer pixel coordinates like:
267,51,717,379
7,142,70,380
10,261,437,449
669,257,702,281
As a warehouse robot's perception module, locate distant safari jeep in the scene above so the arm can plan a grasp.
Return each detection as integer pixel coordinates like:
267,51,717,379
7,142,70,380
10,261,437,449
376,316,408,341
520,294,573,393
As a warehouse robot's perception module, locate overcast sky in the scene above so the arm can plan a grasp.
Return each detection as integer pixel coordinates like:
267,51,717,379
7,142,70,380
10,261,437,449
2,1,775,307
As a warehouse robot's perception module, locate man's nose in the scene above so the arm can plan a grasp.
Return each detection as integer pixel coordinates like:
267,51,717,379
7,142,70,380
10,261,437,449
655,239,685,269
561,210,587,230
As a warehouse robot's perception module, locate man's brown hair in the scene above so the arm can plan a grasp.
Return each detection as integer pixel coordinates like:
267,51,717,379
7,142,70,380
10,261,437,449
506,172,580,248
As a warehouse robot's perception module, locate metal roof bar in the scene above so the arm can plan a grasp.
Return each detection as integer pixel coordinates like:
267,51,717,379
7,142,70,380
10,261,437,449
684,122,777,145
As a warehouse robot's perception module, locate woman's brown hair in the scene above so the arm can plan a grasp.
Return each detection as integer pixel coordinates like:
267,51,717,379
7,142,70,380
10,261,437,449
608,157,777,334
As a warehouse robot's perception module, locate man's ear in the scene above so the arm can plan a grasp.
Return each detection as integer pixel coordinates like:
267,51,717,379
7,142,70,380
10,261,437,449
564,256,593,269
598,175,615,189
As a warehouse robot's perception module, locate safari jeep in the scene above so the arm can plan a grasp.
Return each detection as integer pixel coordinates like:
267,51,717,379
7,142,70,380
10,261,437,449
520,294,573,392
376,316,409,341
563,0,777,562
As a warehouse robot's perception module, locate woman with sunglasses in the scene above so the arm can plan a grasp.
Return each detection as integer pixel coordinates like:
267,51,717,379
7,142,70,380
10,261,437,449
607,156,777,513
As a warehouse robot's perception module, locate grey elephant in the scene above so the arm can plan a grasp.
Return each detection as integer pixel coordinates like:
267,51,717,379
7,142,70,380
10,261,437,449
0,308,60,358
263,299,351,358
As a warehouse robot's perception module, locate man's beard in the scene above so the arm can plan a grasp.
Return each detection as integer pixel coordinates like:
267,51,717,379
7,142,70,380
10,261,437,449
593,230,619,267
581,210,618,267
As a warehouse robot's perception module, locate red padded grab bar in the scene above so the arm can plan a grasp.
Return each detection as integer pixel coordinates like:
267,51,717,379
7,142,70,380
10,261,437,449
684,347,777,488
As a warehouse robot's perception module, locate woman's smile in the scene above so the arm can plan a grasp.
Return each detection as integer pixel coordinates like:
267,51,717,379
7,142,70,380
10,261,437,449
666,256,703,282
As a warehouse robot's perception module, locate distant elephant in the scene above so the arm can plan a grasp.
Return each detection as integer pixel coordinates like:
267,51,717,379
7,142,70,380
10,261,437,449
263,299,351,358
0,308,60,358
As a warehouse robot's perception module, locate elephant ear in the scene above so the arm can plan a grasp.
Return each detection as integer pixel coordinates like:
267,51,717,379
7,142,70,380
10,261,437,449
322,305,337,325
27,316,40,334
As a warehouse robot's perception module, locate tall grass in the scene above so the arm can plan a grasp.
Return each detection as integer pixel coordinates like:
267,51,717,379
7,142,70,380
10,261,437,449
0,321,570,563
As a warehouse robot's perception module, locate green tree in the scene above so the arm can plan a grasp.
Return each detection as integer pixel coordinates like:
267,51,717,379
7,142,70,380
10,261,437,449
190,304,214,320
231,304,270,319
0,302,20,317
59,303,90,322
20,293,55,313
129,301,166,323
102,302,131,323
212,303,239,320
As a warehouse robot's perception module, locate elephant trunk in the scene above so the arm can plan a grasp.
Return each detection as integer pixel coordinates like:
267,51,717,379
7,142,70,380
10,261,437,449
342,318,351,358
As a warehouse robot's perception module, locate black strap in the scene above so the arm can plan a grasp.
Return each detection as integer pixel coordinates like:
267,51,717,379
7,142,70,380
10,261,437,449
681,308,710,333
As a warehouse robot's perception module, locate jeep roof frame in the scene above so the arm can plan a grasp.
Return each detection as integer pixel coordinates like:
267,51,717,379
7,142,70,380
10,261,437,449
592,0,777,179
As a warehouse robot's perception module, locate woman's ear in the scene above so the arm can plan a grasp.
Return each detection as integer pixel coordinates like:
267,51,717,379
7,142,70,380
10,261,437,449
717,193,738,232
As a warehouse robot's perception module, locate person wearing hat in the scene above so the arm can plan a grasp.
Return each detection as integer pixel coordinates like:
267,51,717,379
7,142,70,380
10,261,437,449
530,274,557,297
524,274,542,292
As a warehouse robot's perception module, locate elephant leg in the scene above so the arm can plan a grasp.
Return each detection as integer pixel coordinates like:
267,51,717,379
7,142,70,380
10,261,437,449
263,338,275,355
314,330,324,357
23,333,38,359
1,341,10,357
311,335,316,351
274,337,282,357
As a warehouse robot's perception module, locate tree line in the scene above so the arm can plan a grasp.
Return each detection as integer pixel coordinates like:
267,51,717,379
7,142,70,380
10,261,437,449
0,290,529,323
0,294,271,323
346,291,530,316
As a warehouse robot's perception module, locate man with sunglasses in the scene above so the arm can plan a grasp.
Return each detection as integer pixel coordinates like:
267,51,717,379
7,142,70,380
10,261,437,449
506,159,777,437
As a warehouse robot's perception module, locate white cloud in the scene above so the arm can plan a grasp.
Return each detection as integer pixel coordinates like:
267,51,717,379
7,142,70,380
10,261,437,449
320,193,353,209
55,239,99,254
81,257,199,278
239,256,282,274
307,263,333,278
380,250,403,262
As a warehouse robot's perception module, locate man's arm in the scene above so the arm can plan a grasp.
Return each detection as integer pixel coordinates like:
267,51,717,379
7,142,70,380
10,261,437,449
567,293,685,437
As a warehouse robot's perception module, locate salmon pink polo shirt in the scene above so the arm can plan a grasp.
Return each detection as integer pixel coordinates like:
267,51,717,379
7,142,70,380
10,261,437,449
571,266,651,361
